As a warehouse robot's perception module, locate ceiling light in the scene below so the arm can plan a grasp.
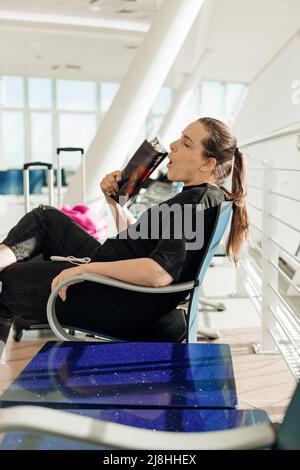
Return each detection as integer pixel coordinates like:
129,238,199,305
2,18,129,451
118,9,135,14
65,64,82,70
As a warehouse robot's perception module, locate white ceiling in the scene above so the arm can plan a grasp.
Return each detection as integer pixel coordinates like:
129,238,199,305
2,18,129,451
0,0,161,20
0,0,299,86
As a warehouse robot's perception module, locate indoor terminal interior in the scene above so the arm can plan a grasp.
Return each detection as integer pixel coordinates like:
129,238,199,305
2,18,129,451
0,0,299,452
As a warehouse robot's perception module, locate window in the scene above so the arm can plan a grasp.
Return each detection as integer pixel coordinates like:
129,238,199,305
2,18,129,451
1,76,24,108
226,83,247,120
201,81,225,118
29,78,52,109
2,111,25,167
100,82,120,112
31,113,53,162
57,80,97,111
58,114,97,169
200,80,247,124
152,87,173,114
147,115,164,138
0,75,174,172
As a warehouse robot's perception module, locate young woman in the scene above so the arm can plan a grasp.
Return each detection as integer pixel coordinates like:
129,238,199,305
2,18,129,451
0,117,249,347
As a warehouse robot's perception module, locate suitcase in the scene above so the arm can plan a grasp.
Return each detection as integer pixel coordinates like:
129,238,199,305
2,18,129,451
23,161,54,213
56,147,85,208
12,152,85,342
12,162,55,342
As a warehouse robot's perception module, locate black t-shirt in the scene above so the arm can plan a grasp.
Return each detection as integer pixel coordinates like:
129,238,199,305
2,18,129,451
92,182,226,327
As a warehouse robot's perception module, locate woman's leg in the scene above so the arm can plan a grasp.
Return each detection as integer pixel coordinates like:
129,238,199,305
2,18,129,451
0,244,17,272
0,204,100,271
0,260,147,350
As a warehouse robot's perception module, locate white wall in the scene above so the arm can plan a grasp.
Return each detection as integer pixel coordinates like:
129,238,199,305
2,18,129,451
234,32,300,139
233,32,300,266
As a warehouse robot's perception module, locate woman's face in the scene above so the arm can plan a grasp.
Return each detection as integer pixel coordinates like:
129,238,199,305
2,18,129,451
167,120,216,185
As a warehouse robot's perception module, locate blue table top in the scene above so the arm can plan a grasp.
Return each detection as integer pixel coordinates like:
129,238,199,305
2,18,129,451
0,407,269,450
0,341,237,409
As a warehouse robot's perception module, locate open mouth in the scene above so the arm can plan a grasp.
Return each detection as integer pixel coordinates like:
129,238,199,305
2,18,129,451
167,159,173,168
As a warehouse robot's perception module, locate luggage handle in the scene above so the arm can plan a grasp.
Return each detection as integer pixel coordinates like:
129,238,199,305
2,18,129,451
23,162,53,170
23,161,54,213
57,147,84,155
56,147,86,207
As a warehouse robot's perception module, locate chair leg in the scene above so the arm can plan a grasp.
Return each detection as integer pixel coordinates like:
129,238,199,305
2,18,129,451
12,324,23,342
199,298,226,311
197,326,220,340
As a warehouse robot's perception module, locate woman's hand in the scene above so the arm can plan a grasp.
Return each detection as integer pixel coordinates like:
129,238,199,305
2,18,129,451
51,265,85,302
100,170,122,197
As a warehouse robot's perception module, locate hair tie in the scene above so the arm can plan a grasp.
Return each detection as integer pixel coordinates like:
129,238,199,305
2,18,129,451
234,147,239,157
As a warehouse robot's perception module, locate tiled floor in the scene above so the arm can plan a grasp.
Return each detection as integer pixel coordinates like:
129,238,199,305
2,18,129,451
0,194,297,440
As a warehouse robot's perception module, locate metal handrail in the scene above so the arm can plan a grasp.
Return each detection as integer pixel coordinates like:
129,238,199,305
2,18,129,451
270,168,300,172
240,121,300,148
269,213,300,234
248,202,262,212
269,190,300,204
237,122,300,375
268,260,300,295
244,252,262,275
249,238,262,254
244,279,261,297
268,283,300,329
269,236,300,265
268,306,300,362
250,222,262,233
241,260,262,291
269,328,300,380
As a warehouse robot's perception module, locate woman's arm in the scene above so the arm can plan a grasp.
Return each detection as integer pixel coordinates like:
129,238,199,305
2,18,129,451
100,170,136,232
52,259,173,302
105,195,136,232
83,258,173,287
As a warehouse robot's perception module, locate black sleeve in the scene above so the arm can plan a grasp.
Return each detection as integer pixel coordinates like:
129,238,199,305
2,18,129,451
147,211,187,283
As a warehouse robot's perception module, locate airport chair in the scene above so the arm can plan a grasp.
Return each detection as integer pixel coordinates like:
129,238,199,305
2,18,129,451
0,381,298,449
46,201,233,343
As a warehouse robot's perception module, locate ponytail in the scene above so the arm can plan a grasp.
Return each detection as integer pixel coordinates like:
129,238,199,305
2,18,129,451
220,149,250,266
198,117,250,267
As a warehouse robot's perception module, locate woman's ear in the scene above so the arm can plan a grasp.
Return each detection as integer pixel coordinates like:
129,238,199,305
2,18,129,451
199,157,217,172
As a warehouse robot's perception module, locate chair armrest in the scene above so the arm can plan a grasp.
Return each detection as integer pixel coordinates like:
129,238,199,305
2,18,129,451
0,406,277,450
64,273,196,294
47,273,196,341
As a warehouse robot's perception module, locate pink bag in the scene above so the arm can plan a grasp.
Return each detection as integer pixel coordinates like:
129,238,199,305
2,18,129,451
61,204,108,240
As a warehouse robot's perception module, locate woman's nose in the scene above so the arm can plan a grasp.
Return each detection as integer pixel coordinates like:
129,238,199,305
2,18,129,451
170,140,178,152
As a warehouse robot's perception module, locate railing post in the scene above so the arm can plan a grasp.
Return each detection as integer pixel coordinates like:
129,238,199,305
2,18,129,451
233,244,250,297
254,160,279,354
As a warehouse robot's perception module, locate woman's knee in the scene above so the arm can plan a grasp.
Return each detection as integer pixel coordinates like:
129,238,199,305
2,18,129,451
32,204,60,223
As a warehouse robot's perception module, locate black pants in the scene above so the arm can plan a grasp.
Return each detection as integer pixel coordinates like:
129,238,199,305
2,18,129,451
0,205,151,344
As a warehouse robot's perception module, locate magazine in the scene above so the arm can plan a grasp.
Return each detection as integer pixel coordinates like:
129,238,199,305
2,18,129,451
111,136,168,206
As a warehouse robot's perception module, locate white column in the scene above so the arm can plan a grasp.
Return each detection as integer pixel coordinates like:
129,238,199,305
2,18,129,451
64,0,205,206
158,51,210,148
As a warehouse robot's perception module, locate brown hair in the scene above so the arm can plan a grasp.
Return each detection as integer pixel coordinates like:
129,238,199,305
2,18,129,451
198,117,250,266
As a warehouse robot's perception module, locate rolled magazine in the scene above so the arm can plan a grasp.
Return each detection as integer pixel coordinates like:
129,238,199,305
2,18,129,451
111,136,168,206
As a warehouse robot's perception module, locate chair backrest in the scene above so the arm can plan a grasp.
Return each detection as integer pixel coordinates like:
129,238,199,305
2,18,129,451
275,382,300,450
186,201,233,342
